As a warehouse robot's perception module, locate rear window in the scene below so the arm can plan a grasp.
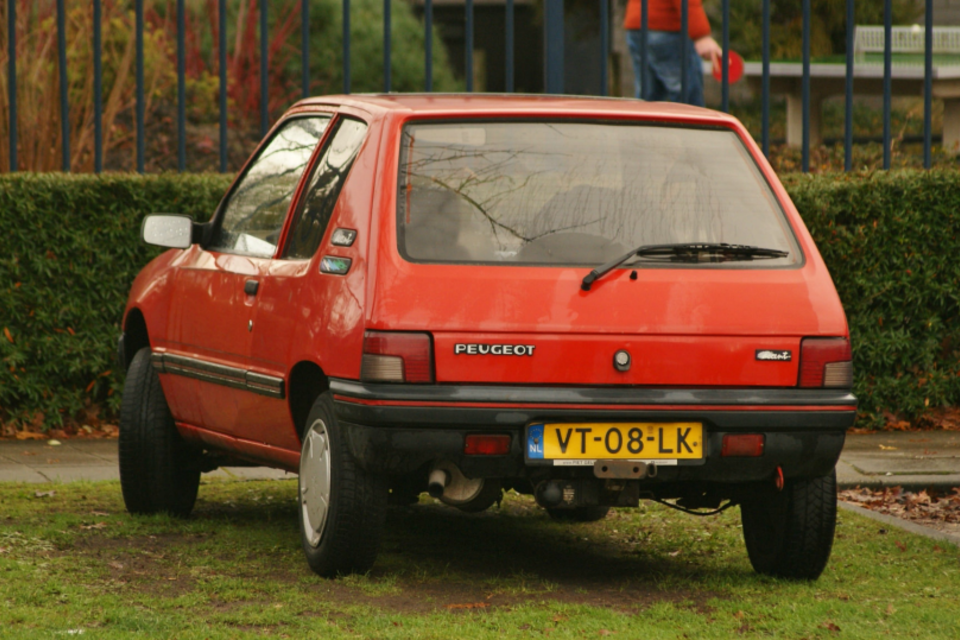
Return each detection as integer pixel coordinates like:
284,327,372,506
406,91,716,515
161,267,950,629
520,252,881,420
397,122,801,267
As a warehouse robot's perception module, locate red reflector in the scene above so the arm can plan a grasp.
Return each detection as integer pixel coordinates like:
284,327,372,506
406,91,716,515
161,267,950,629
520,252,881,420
362,331,434,383
721,434,765,457
464,434,511,456
798,337,852,387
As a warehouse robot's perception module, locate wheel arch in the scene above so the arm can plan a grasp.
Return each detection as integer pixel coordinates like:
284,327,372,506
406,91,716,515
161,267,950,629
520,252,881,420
121,308,150,372
288,360,329,442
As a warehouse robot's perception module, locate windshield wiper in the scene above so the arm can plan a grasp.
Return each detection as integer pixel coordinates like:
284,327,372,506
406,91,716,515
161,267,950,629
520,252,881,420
580,243,790,291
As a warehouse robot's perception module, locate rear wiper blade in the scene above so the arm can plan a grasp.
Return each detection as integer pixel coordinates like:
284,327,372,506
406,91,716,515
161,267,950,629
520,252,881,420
581,243,789,291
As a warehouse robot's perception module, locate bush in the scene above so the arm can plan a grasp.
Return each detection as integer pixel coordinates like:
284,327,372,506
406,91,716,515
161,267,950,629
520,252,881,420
0,173,231,429
0,170,958,430
784,169,960,426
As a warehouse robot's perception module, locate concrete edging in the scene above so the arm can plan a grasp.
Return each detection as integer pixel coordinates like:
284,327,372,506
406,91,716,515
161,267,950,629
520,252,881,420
838,501,960,548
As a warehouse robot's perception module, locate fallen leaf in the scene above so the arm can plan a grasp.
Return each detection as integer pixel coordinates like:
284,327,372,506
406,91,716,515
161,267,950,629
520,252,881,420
90,511,110,517
3,327,12,343
79,522,107,530
886,604,896,615
668,550,681,557
20,450,38,456
47,439,62,446
34,490,56,498
392,621,402,627
598,631,615,636
15,431,45,441
85,380,96,393
552,615,568,623
445,602,490,610
108,562,125,570
67,327,75,336
0,547,9,554
820,622,841,632
895,540,907,552
273,604,283,609
879,444,898,450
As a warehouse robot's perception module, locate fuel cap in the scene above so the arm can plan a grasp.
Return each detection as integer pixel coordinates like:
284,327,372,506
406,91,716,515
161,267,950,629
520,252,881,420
613,350,631,372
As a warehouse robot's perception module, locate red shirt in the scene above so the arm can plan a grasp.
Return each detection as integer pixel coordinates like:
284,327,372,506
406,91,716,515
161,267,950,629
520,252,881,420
623,0,712,41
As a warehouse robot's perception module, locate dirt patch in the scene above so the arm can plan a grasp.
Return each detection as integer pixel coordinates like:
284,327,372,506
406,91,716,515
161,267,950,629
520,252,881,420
59,501,726,615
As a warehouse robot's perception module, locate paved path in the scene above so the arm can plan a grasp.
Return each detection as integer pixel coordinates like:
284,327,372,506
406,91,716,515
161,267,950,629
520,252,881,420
1,431,959,490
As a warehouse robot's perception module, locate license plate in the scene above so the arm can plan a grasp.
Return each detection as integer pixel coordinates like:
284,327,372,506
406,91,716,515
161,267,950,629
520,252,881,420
526,423,703,462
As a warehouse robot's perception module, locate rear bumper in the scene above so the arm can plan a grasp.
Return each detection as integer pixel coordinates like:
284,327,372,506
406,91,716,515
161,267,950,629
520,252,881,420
330,379,855,483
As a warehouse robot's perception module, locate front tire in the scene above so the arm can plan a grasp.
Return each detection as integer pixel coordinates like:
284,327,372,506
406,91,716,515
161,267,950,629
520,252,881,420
298,392,388,577
119,347,201,517
740,469,837,580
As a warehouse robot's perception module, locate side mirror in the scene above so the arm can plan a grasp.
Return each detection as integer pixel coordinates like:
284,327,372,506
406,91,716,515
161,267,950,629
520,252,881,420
141,214,195,249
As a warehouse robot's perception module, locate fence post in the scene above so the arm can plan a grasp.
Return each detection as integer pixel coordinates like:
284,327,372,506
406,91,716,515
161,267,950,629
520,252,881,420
177,0,186,172
600,0,609,96
136,0,144,173
57,0,70,172
260,0,269,137
343,0,350,93
219,0,227,172
505,0,514,92
680,0,687,101
543,0,564,94
924,1,933,167
302,0,310,99
883,0,892,170
801,0,810,172
761,0,769,157
721,0,728,112
466,0,474,91
640,0,647,100
425,0,433,91
844,0,853,172
7,0,16,172
94,0,103,173
384,0,391,92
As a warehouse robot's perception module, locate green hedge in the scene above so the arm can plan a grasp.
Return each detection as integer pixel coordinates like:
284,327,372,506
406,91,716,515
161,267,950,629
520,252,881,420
783,170,960,426
0,170,958,429
0,174,231,427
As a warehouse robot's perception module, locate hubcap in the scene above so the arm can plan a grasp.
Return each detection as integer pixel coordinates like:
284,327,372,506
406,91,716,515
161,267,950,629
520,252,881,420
300,418,332,548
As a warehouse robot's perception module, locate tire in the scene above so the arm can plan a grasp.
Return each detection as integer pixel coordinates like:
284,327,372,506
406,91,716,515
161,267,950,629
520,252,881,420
546,505,611,523
740,469,837,580
119,347,201,517
298,392,388,577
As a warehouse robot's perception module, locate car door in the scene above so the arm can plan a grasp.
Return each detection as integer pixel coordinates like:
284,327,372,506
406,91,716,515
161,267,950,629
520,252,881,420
163,115,332,436
235,116,370,448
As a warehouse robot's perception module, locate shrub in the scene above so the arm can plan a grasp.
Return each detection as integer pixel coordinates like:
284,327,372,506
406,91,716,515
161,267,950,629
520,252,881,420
0,170,957,430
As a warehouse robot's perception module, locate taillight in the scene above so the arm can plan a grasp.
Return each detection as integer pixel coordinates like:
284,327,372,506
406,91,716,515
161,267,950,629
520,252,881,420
721,434,765,457
798,337,853,388
360,331,434,383
464,434,511,455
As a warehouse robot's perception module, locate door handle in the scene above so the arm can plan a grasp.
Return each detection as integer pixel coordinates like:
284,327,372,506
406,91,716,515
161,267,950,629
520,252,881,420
244,279,259,296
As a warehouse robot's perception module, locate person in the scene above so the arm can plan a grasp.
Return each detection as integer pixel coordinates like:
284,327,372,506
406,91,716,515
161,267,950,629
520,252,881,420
624,0,723,106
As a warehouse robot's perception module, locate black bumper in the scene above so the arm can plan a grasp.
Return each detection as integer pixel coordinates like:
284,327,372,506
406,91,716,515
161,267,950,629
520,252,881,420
330,379,855,484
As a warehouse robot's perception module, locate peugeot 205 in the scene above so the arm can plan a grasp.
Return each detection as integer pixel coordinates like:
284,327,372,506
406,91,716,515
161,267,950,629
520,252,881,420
118,94,856,580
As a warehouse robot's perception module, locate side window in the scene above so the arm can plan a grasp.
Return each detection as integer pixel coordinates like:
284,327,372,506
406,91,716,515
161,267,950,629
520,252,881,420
283,118,368,260
209,116,331,257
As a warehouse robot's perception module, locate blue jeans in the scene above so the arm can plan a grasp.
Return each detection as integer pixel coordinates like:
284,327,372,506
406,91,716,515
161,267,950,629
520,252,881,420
626,30,704,106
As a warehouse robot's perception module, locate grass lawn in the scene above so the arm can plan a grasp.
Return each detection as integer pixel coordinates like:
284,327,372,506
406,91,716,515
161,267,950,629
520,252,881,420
1,478,958,639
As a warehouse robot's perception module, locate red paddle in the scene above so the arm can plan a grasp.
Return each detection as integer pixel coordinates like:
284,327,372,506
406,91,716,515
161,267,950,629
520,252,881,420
712,50,744,84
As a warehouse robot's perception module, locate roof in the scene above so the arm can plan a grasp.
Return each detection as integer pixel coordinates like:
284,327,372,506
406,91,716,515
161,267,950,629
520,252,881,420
293,93,739,125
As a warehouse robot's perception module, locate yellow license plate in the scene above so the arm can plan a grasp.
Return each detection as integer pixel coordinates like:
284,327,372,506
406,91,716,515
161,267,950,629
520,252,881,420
526,423,703,461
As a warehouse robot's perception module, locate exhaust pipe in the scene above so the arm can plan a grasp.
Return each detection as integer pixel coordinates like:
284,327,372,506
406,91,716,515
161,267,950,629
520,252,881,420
427,468,450,498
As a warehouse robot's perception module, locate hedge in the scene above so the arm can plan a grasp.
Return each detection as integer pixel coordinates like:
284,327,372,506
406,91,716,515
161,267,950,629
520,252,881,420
0,170,958,430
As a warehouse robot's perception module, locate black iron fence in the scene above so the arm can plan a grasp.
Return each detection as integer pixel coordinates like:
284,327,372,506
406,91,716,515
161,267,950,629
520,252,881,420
1,0,942,174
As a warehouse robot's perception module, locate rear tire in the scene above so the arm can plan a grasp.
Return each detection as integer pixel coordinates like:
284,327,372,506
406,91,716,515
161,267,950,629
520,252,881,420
740,469,837,580
298,392,388,577
119,347,201,517
546,505,611,523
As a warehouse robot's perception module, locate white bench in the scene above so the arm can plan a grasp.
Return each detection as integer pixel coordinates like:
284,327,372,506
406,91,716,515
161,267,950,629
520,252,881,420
740,26,960,152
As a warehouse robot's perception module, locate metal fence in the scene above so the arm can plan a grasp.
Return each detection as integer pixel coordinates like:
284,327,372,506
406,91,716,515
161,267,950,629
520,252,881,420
2,0,941,174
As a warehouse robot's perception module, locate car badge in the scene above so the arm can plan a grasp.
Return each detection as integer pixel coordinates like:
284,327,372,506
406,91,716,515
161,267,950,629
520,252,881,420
613,349,631,372
756,349,792,361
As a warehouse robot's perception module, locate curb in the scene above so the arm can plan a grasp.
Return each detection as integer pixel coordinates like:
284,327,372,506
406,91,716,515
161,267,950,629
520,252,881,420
838,501,960,548
838,479,960,493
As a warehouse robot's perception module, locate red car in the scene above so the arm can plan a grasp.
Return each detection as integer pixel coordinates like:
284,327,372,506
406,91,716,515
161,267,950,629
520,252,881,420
119,94,855,580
